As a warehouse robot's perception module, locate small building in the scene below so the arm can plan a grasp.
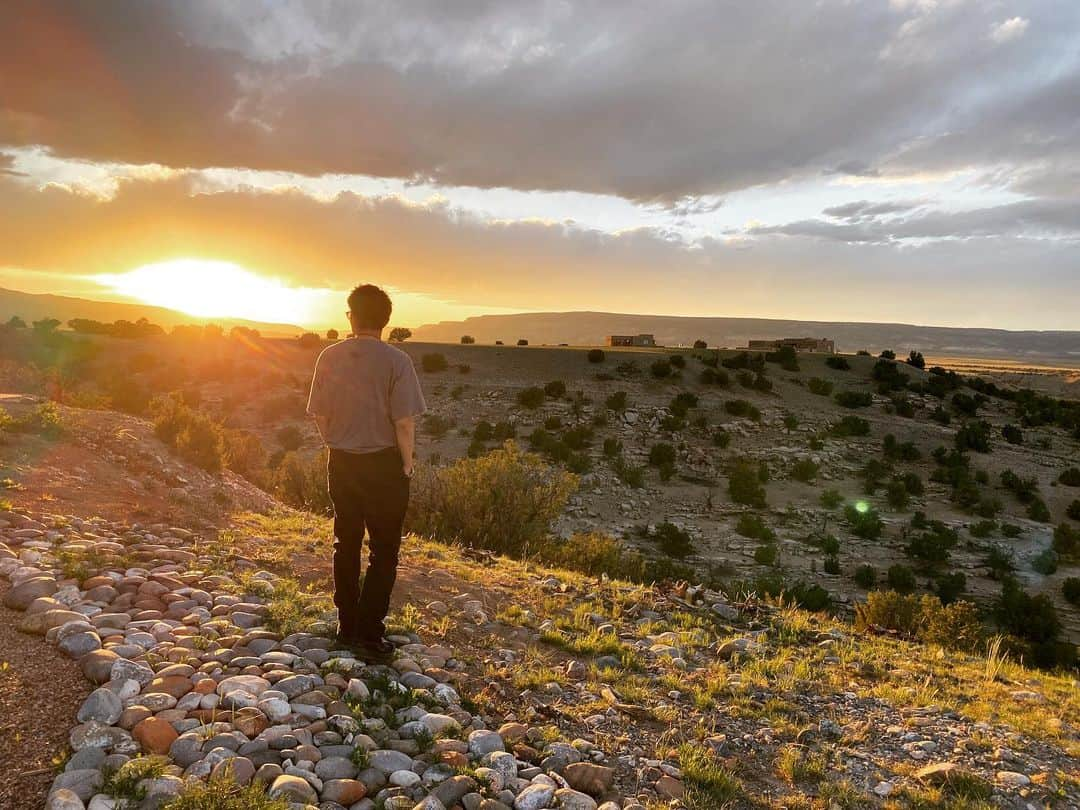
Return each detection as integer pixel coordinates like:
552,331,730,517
606,333,657,347
747,337,835,354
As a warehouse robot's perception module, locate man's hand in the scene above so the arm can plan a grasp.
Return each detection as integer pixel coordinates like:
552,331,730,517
394,415,416,478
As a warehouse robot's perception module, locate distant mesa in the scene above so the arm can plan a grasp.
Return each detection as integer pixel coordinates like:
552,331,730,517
411,311,1080,364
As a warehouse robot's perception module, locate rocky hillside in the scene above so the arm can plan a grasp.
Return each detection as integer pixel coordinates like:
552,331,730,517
0,401,1078,809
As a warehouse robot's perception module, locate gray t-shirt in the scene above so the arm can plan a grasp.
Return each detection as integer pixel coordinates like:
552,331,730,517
306,337,427,454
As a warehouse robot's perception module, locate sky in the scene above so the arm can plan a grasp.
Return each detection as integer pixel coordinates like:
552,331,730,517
0,0,1078,331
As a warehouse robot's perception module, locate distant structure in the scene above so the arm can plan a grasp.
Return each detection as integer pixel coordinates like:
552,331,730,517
606,333,657,347
747,337,835,353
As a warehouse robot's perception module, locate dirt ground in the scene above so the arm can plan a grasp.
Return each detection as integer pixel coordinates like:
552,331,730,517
0,581,90,808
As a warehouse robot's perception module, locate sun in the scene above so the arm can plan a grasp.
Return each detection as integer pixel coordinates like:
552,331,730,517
94,259,335,325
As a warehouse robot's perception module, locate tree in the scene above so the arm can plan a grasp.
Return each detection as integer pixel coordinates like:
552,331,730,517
32,318,61,333
517,339,529,346
6,315,26,328
693,339,708,349
906,350,926,369
880,349,896,360
296,332,322,349
326,329,339,340
460,335,475,344
389,327,412,342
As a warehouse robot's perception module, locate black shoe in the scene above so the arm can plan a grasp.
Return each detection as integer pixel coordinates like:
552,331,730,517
354,637,395,661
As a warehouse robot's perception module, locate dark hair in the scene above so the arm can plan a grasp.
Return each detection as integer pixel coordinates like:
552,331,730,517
347,284,392,330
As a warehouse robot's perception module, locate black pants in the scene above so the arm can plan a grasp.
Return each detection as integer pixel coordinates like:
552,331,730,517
327,447,409,642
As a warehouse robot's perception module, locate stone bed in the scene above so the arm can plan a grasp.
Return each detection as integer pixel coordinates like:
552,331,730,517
0,510,628,810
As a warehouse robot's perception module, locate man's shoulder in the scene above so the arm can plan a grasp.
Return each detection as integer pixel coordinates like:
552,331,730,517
379,341,415,367
315,340,350,365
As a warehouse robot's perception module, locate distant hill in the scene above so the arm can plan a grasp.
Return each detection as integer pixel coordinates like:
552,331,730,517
412,311,1080,363
0,287,302,337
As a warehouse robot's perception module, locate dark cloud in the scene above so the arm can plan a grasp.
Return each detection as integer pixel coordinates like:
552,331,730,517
823,200,925,221
752,198,1080,243
1,1,1078,200
0,154,23,176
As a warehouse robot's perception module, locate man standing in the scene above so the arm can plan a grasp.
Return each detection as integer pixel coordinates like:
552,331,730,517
307,284,426,658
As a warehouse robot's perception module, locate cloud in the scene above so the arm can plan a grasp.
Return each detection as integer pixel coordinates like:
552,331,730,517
1,173,1077,329
822,199,925,220
990,17,1030,44
752,198,1080,243
0,1,1077,201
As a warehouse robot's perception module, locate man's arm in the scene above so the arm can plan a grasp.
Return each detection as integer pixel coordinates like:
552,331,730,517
312,413,330,445
394,415,416,476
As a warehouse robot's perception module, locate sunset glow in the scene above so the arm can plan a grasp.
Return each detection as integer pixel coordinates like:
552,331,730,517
94,260,337,325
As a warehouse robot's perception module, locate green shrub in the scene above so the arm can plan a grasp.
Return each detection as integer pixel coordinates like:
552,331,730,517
1063,577,1080,605
728,460,767,508
833,390,868,408
825,356,850,370
1067,500,1080,521
753,544,778,566
423,414,452,438
934,571,966,604
724,399,761,421
517,387,546,409
648,442,676,467
829,415,870,437
587,349,605,363
906,350,925,369
993,577,1069,668
1001,522,1022,538
276,424,303,451
968,520,996,538
653,522,694,558
819,489,844,509
223,430,268,483
736,514,775,542
882,434,921,461
272,449,332,514
1059,467,1080,486
955,420,992,453
162,772,288,810
712,428,731,448
699,367,730,386
871,359,908,392
669,354,686,369
886,564,916,593
406,442,576,557
1053,522,1080,558
612,457,645,488
1001,424,1023,445
929,405,951,425
602,437,622,457
823,555,840,574
905,521,958,563
1027,498,1051,523
544,380,567,398
421,353,448,373
807,377,833,396
853,564,876,588
605,391,628,411
844,504,883,540
669,391,699,415
473,421,495,441
1032,548,1059,575
790,458,819,483
951,391,985,416
920,598,982,651
650,360,673,378
855,592,982,652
